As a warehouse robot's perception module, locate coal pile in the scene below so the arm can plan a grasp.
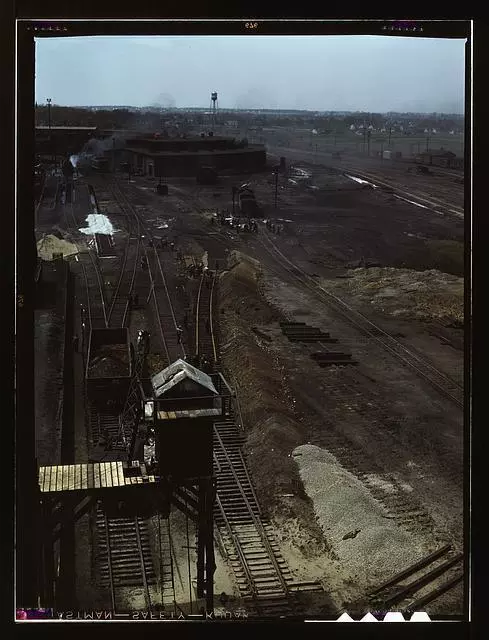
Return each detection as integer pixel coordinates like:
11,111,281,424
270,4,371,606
88,345,129,377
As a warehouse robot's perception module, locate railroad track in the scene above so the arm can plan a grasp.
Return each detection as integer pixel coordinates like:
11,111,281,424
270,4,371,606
369,543,463,614
213,419,298,616
194,269,218,366
86,180,142,329
109,177,186,365
95,504,157,612
62,181,108,329
258,230,463,409
87,405,131,461
267,145,463,216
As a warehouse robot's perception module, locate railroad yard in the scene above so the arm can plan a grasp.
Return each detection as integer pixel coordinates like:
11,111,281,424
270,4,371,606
32,124,465,620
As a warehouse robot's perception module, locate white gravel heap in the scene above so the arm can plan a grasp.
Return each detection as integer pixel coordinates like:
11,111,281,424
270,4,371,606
293,444,423,590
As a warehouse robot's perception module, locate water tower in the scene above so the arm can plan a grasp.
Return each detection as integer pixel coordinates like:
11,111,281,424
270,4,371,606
210,92,218,128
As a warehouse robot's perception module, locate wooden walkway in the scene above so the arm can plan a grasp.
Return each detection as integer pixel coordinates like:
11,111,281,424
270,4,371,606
38,461,156,494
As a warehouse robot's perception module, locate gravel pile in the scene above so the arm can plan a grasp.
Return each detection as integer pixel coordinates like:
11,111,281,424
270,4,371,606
37,234,78,260
293,444,424,592
325,267,463,326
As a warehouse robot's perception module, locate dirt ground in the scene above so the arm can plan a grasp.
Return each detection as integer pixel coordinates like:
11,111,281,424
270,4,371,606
111,163,464,616
35,150,465,618
217,249,463,615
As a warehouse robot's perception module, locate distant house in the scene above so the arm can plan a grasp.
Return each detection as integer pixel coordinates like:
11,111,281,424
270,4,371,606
415,148,457,168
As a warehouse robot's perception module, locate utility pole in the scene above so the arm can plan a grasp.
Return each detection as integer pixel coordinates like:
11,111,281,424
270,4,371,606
273,168,279,209
47,98,53,165
380,140,384,162
388,125,392,147
367,130,371,157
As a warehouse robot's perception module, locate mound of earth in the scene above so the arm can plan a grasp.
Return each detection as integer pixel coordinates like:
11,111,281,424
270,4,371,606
37,234,78,260
324,267,463,326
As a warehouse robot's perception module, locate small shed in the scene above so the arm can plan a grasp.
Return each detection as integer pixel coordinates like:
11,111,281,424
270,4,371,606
152,359,222,479
152,359,220,409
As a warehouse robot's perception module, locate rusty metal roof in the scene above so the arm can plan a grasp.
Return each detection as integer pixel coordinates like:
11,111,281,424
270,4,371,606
151,358,218,398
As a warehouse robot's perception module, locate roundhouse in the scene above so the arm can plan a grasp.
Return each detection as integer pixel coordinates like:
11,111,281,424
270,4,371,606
122,135,266,177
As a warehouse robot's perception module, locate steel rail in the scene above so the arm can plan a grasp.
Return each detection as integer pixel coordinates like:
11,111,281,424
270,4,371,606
65,182,108,328
259,230,463,408
213,427,289,595
103,512,117,612
110,177,186,362
209,272,218,363
134,516,152,610
195,272,204,355
214,492,258,598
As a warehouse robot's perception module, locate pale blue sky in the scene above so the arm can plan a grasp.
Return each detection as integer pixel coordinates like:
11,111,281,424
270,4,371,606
35,35,466,113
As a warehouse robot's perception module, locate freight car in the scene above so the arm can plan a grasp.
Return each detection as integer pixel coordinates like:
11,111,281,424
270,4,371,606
238,188,261,219
91,156,110,172
86,327,133,408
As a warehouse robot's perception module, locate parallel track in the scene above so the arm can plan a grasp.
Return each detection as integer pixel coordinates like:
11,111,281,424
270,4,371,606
87,180,142,328
259,229,463,409
96,505,156,612
213,419,295,616
109,178,186,365
194,269,218,365
63,181,108,329
369,544,464,614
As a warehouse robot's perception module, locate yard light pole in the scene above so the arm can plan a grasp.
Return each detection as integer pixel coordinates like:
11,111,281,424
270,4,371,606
273,167,279,209
47,98,53,165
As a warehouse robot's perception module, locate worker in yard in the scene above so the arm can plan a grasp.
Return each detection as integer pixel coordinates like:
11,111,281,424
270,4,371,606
141,256,148,271
205,318,210,333
72,334,79,353
183,312,189,329
176,325,183,344
133,292,139,307
170,241,175,251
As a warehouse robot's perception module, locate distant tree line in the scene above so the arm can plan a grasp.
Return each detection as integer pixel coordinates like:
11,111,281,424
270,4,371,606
34,104,464,135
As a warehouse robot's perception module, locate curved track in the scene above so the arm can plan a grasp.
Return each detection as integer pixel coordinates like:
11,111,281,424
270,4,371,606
108,178,186,365
258,229,463,409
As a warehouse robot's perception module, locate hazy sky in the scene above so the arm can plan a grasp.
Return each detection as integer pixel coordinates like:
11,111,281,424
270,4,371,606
35,35,466,113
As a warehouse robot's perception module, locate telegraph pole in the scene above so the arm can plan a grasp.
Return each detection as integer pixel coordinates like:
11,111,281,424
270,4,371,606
47,98,53,165
388,125,392,147
273,168,279,209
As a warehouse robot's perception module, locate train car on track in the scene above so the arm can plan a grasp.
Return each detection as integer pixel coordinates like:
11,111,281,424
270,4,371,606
238,188,261,218
86,327,134,408
91,156,110,172
94,233,116,258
